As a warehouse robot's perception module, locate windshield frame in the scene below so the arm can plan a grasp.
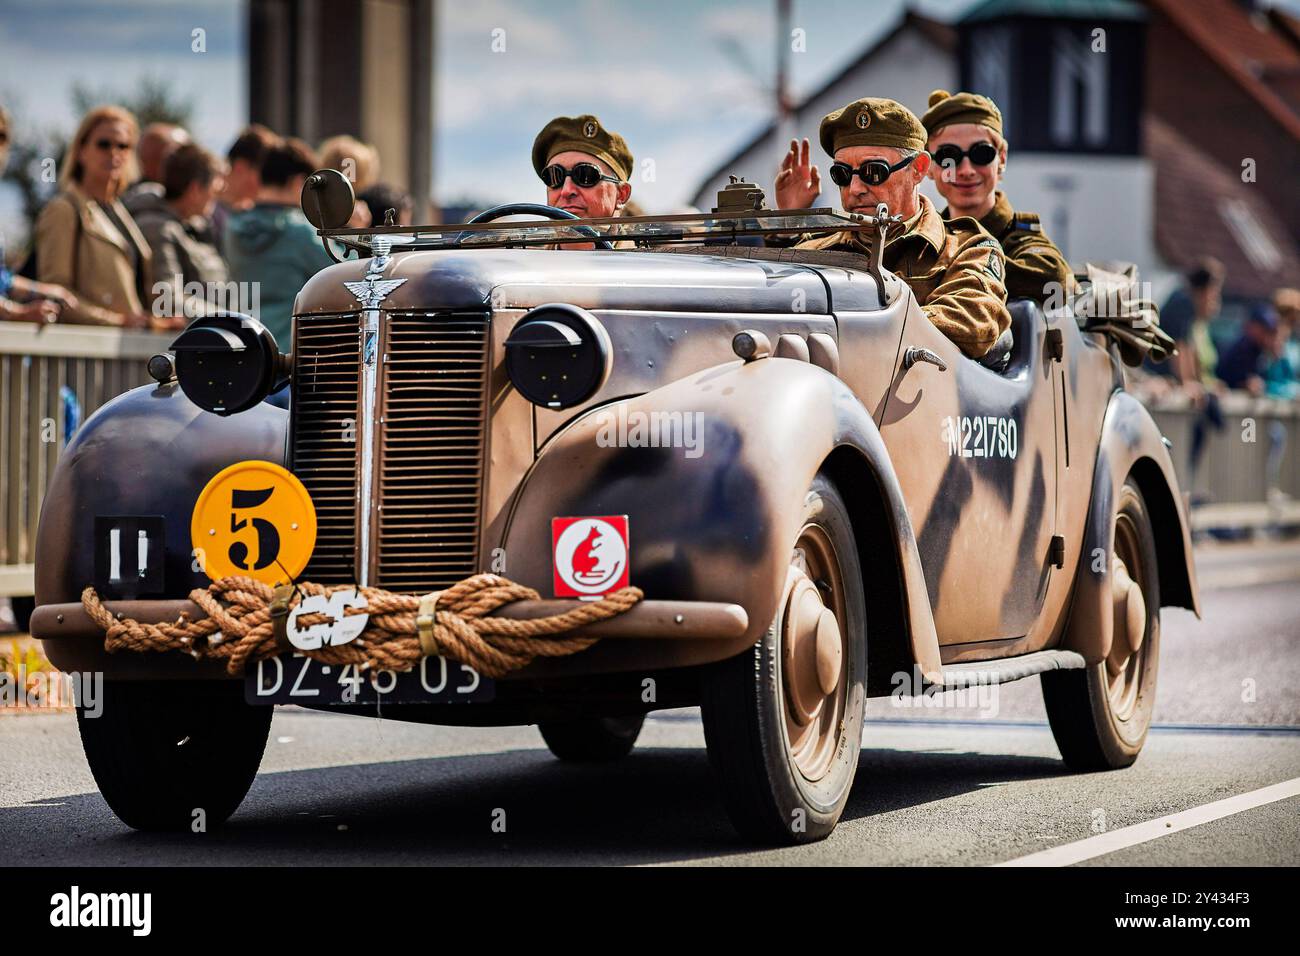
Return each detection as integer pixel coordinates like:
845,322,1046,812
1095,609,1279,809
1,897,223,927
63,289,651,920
317,206,898,254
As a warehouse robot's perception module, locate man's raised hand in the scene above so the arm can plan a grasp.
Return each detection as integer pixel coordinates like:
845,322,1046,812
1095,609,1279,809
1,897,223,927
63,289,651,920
774,138,821,210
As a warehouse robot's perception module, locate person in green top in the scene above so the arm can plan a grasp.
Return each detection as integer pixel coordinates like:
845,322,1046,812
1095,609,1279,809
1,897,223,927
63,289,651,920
223,137,333,349
920,90,1073,305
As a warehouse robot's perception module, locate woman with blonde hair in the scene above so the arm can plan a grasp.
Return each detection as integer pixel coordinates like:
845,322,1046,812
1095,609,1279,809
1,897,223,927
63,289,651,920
34,105,164,327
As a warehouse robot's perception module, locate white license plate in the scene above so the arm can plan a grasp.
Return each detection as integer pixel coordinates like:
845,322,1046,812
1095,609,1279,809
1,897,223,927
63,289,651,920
245,653,494,705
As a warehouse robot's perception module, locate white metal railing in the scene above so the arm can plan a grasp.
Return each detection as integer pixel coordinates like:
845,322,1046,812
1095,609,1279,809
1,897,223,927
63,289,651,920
1,321,172,596
1147,392,1299,504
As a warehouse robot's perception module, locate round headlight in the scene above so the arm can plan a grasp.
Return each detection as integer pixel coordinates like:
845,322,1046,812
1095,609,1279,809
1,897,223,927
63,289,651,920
504,304,612,409
170,313,286,415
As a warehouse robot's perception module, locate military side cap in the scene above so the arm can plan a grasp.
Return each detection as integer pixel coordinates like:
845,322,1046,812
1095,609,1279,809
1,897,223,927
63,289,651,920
819,98,927,156
921,89,1003,137
532,114,633,182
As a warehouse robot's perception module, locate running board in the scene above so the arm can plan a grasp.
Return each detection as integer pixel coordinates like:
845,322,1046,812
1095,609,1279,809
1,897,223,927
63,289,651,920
935,649,1087,689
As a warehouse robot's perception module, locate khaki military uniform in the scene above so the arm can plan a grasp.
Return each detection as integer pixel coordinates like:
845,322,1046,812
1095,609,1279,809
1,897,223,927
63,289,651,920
946,191,1072,304
798,194,1011,358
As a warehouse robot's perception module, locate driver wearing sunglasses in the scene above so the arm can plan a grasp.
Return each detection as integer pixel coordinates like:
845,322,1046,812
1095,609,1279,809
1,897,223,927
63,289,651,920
922,90,1072,303
531,114,633,222
775,97,1010,359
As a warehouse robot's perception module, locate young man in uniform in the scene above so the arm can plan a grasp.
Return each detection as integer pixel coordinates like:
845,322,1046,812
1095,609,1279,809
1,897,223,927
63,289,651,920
773,97,1010,359
921,90,1072,304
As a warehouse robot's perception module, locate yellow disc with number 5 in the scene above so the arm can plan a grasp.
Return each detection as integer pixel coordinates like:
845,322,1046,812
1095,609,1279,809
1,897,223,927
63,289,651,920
191,460,317,585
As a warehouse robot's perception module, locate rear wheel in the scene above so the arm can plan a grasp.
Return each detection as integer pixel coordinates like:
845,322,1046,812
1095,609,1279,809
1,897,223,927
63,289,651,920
77,680,272,831
701,473,866,845
538,715,644,762
1043,479,1161,770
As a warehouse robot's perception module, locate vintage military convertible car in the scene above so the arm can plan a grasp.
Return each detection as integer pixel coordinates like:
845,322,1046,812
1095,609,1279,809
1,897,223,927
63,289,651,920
30,174,1198,844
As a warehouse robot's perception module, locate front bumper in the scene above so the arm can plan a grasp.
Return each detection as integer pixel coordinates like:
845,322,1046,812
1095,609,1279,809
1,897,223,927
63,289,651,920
32,597,751,680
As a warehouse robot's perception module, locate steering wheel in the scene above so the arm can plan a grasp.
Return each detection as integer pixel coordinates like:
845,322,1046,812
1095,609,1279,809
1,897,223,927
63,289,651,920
457,202,613,250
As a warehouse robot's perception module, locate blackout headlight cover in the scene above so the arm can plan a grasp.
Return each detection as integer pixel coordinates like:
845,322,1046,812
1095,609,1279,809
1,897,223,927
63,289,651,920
170,313,287,415
504,303,612,409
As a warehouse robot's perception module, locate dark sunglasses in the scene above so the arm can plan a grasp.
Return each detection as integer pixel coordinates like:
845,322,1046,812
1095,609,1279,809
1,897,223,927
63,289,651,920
93,138,132,153
828,153,915,188
931,142,998,169
540,162,621,189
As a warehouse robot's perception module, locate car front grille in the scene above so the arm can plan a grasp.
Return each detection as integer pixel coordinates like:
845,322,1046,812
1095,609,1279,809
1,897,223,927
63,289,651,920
290,309,490,592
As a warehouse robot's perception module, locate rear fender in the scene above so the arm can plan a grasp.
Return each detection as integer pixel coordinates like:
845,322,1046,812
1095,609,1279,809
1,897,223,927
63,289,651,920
1062,390,1200,662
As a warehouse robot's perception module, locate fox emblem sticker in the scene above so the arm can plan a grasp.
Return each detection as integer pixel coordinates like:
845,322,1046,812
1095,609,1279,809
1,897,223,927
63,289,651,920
552,515,630,599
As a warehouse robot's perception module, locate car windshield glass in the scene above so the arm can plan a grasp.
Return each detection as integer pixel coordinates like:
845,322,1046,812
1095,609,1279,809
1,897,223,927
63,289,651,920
320,208,891,253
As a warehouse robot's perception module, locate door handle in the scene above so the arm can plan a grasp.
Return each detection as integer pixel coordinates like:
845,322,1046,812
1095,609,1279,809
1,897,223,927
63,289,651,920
903,346,948,372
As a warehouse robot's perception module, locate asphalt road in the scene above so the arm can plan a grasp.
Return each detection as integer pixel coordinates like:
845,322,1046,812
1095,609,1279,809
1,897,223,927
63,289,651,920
2,541,1297,866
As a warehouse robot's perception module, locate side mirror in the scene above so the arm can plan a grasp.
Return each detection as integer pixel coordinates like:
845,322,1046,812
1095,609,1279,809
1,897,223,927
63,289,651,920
300,168,356,229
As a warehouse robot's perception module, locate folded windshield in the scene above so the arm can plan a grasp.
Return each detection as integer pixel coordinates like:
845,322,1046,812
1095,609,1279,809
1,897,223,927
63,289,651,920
320,207,894,254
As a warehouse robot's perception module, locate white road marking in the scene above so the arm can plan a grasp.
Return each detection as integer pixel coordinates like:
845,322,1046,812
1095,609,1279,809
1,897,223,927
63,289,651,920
996,776,1300,866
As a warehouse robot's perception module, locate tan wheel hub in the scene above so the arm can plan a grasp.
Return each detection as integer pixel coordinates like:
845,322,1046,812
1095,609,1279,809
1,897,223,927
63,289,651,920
1110,555,1147,657
780,526,851,782
1105,513,1150,720
783,574,835,726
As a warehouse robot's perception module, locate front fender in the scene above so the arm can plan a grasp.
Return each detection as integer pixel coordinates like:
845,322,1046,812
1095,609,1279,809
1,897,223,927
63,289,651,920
34,382,288,607
1061,390,1200,662
500,357,943,680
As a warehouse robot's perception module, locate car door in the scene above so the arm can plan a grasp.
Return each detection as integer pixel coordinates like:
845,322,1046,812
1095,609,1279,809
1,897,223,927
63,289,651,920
877,300,1059,649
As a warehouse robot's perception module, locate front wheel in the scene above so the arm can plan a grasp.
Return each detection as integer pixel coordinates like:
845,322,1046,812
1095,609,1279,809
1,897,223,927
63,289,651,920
77,680,272,831
701,473,866,845
1043,479,1161,770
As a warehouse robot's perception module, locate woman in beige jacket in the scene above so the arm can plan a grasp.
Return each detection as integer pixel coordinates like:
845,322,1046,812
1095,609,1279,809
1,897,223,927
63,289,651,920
35,105,163,327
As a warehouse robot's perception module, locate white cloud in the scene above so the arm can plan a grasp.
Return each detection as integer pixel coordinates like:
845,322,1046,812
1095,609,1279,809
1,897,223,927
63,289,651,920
439,0,575,57
438,60,765,129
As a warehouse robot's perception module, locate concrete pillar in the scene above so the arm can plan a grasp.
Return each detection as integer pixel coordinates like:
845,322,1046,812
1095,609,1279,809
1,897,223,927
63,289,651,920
247,0,434,213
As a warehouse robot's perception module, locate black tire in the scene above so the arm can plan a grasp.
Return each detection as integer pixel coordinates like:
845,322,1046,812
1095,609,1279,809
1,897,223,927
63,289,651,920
701,473,866,845
9,596,34,634
538,715,644,762
76,679,272,831
1043,479,1161,770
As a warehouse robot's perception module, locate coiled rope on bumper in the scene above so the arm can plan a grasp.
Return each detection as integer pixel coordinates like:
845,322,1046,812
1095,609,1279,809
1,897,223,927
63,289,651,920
80,574,643,679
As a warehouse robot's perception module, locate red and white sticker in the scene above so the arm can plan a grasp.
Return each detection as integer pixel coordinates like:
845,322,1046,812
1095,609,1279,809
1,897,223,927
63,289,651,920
552,515,630,599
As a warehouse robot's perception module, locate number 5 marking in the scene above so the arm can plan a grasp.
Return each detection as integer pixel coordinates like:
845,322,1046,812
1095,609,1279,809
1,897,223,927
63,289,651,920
229,486,281,571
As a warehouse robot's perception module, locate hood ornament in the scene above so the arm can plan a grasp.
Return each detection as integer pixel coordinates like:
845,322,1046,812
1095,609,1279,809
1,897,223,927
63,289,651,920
344,236,406,309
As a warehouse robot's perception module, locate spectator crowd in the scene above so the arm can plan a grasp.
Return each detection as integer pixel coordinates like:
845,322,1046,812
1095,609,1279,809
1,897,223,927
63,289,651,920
0,102,414,349
1128,257,1300,499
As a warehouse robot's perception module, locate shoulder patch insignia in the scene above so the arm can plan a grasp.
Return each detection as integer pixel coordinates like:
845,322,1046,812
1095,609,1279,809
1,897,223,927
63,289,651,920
1012,212,1042,232
986,251,1002,281
972,237,1000,250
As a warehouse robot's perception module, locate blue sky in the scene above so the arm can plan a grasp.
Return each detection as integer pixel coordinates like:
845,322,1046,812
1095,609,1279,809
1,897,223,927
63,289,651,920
3,0,1300,240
